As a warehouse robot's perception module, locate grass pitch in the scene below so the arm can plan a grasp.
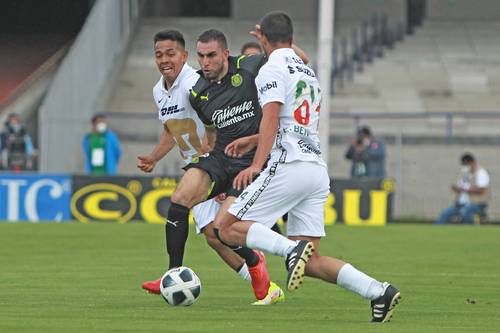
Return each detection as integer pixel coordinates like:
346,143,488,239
0,223,499,333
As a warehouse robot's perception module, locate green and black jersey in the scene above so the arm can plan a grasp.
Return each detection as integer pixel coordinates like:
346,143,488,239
189,54,266,166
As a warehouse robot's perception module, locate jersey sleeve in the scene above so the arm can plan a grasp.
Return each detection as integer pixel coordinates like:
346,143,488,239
255,64,286,107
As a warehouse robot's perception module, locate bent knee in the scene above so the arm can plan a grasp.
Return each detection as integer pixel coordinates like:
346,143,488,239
203,225,223,249
170,190,195,207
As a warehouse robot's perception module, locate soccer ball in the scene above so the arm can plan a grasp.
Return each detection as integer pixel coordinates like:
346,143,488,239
160,266,201,306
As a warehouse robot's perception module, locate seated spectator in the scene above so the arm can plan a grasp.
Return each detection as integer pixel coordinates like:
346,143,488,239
82,114,121,175
0,113,35,171
345,126,385,178
436,153,490,225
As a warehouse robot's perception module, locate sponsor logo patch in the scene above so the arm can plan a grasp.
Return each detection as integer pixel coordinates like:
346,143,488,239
231,74,243,87
258,81,277,94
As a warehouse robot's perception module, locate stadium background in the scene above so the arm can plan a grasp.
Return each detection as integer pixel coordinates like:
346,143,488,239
2,0,500,222
1,1,500,332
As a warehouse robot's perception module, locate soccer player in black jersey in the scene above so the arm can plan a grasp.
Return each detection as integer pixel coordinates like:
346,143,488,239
158,29,309,303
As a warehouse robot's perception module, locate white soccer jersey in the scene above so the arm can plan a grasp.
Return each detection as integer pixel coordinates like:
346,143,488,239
153,63,205,165
255,48,325,166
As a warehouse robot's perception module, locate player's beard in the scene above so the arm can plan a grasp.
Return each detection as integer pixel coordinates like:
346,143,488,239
205,61,225,81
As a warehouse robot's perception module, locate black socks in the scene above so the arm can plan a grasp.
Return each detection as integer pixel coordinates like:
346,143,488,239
213,227,260,267
166,203,190,269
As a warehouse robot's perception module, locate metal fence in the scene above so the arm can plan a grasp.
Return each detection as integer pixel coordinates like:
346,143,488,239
329,13,405,95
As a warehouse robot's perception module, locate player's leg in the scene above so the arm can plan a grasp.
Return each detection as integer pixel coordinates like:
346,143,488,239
286,176,400,323
141,167,212,294
218,161,312,290
202,222,250,281
214,196,281,302
166,167,212,268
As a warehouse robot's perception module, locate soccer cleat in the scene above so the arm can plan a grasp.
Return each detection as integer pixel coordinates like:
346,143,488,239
370,282,401,323
141,278,161,295
285,240,314,292
248,250,271,300
251,281,285,305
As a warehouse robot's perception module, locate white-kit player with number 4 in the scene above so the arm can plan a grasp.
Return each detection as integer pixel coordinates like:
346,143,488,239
216,12,401,322
138,29,261,298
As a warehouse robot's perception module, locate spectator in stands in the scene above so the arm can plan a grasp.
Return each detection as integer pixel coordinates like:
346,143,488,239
0,113,35,171
241,41,262,56
345,126,385,178
82,114,121,175
436,153,490,225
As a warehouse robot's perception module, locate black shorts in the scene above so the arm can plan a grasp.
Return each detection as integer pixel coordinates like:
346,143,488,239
183,150,252,199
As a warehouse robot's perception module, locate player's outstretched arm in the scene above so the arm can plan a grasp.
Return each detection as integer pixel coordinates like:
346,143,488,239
137,125,176,173
224,134,259,158
233,103,280,190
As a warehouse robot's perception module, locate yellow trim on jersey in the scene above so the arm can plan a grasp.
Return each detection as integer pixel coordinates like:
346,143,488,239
236,55,247,69
205,181,216,200
191,90,198,97
204,123,215,128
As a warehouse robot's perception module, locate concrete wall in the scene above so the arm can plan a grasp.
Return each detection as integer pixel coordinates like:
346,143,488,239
232,0,405,24
231,0,318,21
329,142,500,220
336,0,406,24
427,0,500,20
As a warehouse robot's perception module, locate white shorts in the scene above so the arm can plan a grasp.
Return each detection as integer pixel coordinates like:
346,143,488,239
192,199,220,234
228,160,330,237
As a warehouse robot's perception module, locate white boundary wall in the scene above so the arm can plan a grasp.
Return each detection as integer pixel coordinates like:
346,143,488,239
39,0,140,172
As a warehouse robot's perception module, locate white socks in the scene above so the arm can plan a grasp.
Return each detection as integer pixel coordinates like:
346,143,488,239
246,223,296,257
337,264,384,300
237,264,252,282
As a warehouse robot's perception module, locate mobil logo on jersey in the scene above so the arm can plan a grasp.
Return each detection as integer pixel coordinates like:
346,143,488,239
258,81,277,94
0,174,71,222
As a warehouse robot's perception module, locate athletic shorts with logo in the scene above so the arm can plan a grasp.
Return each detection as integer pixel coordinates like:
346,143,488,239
192,198,220,234
183,150,253,199
228,159,330,237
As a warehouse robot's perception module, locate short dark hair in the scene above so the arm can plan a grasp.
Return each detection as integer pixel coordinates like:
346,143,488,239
197,29,228,50
358,126,372,137
241,41,262,54
260,11,293,45
461,153,475,164
91,113,106,124
154,29,185,49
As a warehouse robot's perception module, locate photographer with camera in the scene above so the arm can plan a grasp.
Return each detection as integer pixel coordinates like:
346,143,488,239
345,126,385,178
0,113,35,171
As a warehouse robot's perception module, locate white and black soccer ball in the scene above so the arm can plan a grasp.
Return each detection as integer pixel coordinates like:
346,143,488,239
160,266,201,306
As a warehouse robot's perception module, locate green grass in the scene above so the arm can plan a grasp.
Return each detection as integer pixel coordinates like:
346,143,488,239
1,223,499,333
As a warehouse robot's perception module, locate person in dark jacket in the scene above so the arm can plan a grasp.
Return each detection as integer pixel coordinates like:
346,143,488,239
345,126,385,178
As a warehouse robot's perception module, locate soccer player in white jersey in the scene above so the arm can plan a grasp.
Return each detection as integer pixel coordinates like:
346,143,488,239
138,30,283,305
215,13,401,322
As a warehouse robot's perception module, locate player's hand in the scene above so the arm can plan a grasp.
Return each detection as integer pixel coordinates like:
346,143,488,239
225,136,257,158
250,24,263,42
214,192,227,204
137,155,156,173
233,165,261,190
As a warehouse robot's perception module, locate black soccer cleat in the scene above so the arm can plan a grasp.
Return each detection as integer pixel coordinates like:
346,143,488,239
370,283,401,323
285,240,315,292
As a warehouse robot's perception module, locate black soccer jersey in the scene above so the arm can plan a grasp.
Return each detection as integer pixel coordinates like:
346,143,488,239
189,54,266,164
